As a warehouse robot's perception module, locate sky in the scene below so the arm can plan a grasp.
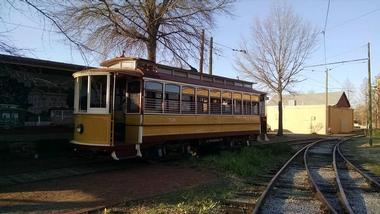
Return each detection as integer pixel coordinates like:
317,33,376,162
1,0,379,105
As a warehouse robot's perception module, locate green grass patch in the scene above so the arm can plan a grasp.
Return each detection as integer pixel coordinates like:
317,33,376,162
195,143,294,177
372,129,380,137
343,137,380,176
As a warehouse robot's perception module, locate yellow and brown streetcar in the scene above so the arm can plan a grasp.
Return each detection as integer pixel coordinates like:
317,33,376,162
71,57,266,159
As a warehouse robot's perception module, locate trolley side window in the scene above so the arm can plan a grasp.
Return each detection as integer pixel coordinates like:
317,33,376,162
90,75,107,108
233,93,242,115
127,81,141,113
164,84,180,114
144,81,163,113
210,90,221,114
78,76,88,112
252,102,259,115
260,99,265,116
182,86,195,114
251,95,259,115
197,88,209,114
243,94,251,115
222,91,232,114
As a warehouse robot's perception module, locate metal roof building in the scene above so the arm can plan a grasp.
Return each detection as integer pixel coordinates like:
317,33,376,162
266,92,353,134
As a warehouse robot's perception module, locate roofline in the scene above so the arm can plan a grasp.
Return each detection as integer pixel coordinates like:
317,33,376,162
0,54,92,72
99,56,256,85
155,63,255,85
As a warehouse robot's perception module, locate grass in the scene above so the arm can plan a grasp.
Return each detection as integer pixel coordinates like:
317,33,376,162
196,143,294,177
342,137,380,176
109,143,294,213
110,180,236,214
372,129,380,138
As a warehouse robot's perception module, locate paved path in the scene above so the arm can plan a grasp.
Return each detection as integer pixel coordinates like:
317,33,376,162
0,164,217,213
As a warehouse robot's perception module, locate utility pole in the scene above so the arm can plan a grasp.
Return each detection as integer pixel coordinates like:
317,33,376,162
208,36,213,75
325,68,329,134
323,30,329,135
368,42,373,146
199,29,205,74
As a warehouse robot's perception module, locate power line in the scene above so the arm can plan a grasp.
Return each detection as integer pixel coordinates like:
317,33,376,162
326,7,380,32
304,58,368,68
328,73,344,88
316,44,367,63
213,41,247,53
323,0,331,33
322,0,331,68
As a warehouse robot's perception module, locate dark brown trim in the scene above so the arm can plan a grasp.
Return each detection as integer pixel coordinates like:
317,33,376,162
142,130,259,145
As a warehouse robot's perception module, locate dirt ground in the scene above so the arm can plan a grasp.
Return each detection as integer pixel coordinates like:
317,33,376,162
0,164,217,213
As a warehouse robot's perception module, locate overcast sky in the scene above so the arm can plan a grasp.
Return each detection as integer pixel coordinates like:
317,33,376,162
1,0,379,105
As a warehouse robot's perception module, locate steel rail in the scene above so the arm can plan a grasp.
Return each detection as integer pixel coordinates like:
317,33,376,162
304,138,338,214
252,139,323,214
333,139,355,214
338,139,380,188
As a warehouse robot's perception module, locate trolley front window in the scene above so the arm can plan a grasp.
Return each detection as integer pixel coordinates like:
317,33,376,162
78,76,88,112
74,73,110,114
90,75,107,108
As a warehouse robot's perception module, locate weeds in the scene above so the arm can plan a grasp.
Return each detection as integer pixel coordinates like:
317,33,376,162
197,144,293,177
111,181,234,214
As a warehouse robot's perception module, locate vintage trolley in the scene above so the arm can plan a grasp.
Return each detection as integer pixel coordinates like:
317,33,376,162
71,57,266,159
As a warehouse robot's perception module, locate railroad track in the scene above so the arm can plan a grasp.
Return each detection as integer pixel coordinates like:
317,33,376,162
305,138,351,214
253,138,354,214
253,136,380,214
333,139,380,213
252,139,325,213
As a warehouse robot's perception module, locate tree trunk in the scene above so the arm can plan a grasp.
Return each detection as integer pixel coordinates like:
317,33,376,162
146,38,157,62
277,92,283,136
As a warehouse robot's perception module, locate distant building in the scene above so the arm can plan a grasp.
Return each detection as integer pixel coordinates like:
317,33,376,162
0,54,89,127
28,89,68,114
0,104,25,128
266,92,353,134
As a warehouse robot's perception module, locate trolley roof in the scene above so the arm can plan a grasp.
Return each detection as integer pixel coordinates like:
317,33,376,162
73,56,266,95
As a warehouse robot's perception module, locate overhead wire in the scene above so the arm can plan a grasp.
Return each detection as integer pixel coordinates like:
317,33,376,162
326,7,380,32
322,0,331,70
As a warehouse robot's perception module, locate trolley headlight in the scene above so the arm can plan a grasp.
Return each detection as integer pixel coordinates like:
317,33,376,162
76,124,84,134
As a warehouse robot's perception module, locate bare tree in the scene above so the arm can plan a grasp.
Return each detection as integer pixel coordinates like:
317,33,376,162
342,78,355,101
0,34,21,55
22,0,234,66
235,3,318,136
356,77,380,129
0,2,23,55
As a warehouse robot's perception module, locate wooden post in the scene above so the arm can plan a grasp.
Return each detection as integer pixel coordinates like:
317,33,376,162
368,42,373,146
199,29,205,74
208,36,213,75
